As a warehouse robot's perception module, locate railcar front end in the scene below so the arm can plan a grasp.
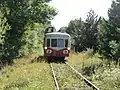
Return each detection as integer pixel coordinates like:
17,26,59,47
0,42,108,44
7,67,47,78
44,32,71,60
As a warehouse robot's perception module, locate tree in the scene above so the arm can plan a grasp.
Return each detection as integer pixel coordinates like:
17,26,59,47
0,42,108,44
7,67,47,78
0,0,57,62
97,0,120,63
0,9,10,63
108,0,120,27
66,9,98,52
98,18,120,63
19,23,49,56
58,26,67,33
66,18,85,52
83,9,98,50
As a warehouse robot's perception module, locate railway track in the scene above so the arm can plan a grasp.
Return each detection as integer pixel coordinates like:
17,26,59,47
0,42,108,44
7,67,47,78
50,63,60,90
50,62,100,90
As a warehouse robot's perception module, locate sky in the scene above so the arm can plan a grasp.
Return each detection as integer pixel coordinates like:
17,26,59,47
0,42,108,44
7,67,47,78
49,0,112,30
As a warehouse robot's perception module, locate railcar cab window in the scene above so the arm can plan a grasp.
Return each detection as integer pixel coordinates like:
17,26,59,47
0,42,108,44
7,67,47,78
47,39,50,47
58,39,64,47
51,39,57,47
65,39,68,47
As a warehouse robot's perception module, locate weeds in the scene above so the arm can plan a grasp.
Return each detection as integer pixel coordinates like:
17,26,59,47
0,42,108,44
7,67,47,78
0,54,54,90
0,52,119,90
68,50,120,90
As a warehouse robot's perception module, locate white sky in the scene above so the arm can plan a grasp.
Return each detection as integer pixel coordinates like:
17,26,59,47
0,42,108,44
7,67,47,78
49,0,112,30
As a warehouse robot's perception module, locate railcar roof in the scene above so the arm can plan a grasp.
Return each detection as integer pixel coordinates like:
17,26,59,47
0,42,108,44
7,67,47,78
45,32,71,37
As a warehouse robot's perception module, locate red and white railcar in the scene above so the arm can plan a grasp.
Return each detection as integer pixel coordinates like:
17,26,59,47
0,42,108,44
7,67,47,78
44,31,71,60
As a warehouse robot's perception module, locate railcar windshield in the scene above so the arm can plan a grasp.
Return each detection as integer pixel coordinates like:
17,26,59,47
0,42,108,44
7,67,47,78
58,39,64,47
49,38,69,47
51,39,57,47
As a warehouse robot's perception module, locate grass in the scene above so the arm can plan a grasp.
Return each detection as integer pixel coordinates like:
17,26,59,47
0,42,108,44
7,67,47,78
0,54,54,90
0,51,120,90
52,63,92,90
67,51,120,90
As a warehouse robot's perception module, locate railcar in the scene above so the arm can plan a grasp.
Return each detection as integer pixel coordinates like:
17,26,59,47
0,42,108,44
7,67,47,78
44,28,71,60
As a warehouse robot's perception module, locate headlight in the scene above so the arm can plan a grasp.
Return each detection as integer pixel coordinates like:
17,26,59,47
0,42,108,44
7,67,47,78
44,47,47,49
46,49,52,54
63,50,68,54
67,47,70,50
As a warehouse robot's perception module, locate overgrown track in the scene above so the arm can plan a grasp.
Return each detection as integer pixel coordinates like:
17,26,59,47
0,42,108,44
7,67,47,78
65,62,100,90
50,63,60,90
50,62,100,90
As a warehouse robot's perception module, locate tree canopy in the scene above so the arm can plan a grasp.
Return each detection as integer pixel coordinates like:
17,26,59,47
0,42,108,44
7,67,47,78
0,0,57,63
66,10,98,52
108,0,120,27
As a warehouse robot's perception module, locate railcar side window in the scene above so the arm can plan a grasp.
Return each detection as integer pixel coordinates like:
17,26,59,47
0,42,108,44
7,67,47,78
65,39,68,47
58,39,64,47
47,39,50,47
51,39,57,47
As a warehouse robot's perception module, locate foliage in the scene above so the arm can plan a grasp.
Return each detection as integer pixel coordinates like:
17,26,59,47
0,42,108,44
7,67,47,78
53,63,86,90
108,0,120,27
66,9,98,52
0,9,10,62
66,6,120,62
0,0,57,63
105,0,120,61
98,19,120,62
68,52,120,90
66,18,85,51
83,9,98,49
0,56,54,90
19,23,49,56
58,26,67,33
0,51,120,90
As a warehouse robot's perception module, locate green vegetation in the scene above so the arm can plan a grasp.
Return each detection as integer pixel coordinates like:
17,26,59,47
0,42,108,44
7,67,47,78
66,10,98,52
0,54,54,90
0,51,120,90
53,63,92,90
0,0,120,90
65,0,120,63
108,0,120,27
0,0,57,64
0,0,120,66
68,51,120,90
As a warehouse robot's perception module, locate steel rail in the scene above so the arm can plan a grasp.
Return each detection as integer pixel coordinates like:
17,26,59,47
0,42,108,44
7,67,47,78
65,62,100,90
50,63,60,90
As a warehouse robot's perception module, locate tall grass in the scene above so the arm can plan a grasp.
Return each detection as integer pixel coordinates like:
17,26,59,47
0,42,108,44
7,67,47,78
0,54,54,90
68,49,120,90
0,51,120,90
